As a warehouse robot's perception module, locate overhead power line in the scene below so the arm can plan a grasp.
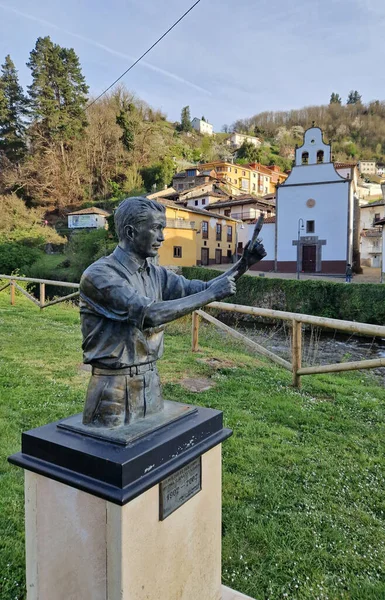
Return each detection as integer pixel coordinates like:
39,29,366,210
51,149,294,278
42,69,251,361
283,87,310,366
86,0,202,110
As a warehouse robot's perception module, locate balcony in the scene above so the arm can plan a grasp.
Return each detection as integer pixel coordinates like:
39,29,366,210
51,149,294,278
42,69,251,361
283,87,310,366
166,219,196,230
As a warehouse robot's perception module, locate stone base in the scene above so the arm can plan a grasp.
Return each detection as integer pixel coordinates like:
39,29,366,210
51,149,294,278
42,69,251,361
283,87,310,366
10,406,232,600
222,585,256,599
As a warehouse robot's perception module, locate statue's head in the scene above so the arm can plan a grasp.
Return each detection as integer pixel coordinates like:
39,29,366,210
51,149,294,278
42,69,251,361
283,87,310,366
114,196,166,259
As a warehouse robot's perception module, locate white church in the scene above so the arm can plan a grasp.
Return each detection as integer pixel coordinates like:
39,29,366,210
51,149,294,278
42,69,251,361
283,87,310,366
241,125,359,275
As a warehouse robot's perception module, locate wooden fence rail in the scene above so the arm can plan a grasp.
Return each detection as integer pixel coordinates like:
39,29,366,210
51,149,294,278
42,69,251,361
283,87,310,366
192,301,385,388
0,274,79,310
2,274,385,387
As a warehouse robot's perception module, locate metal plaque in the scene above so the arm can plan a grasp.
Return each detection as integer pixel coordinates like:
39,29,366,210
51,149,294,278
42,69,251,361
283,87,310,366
159,457,202,520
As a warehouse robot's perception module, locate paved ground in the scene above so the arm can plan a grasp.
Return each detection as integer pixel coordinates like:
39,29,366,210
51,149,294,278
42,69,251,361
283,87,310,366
204,265,383,284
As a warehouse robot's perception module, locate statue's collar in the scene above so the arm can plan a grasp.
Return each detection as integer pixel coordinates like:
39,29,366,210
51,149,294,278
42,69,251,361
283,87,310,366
113,246,151,275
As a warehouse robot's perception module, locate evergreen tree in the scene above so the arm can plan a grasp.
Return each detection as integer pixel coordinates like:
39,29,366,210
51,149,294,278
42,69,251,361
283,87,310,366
347,90,362,105
236,140,260,162
0,55,28,162
330,92,342,105
180,106,192,132
116,102,137,153
27,36,89,142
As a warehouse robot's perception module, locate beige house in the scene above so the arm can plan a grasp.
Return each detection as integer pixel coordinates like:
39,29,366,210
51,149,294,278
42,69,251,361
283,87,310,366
359,160,377,175
360,200,384,267
226,132,261,149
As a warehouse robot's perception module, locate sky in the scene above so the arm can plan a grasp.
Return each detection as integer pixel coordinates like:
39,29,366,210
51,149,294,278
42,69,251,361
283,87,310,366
0,0,384,131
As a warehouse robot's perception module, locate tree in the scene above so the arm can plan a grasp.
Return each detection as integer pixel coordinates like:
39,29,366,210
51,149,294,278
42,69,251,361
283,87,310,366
0,55,28,162
347,90,362,105
116,102,137,153
180,106,192,132
236,140,260,162
330,92,342,105
141,156,175,191
27,36,89,142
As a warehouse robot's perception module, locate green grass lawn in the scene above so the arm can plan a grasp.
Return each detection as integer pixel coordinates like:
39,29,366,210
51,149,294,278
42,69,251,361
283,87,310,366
1,292,385,599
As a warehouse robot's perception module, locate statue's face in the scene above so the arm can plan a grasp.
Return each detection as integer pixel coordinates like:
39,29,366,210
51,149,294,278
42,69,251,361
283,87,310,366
131,211,166,259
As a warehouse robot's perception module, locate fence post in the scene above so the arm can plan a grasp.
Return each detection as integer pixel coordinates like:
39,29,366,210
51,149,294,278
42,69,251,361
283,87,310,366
40,282,46,309
292,319,302,388
10,280,15,306
192,311,200,352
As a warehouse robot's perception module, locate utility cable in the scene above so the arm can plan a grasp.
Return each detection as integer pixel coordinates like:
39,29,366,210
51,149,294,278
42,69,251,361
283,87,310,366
86,0,202,110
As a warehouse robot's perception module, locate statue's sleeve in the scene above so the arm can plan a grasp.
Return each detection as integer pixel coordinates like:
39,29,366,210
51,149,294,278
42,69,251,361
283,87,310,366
80,266,153,328
159,267,208,301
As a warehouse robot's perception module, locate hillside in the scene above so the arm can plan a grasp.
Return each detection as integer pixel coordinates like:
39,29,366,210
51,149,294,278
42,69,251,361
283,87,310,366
231,98,385,164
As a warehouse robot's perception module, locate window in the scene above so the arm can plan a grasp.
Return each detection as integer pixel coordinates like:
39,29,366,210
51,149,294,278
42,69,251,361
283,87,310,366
253,183,256,190
194,200,198,206
235,169,238,174
374,213,381,222
306,220,315,233
216,223,222,241
173,246,182,258
202,199,206,205
302,151,309,165
264,186,268,194
317,150,324,163
178,184,183,190
224,209,231,216
227,225,233,242
202,221,208,239
242,171,246,176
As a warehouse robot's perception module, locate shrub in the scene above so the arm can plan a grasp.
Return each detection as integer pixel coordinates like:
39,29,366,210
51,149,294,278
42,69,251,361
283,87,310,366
0,242,43,275
181,267,385,325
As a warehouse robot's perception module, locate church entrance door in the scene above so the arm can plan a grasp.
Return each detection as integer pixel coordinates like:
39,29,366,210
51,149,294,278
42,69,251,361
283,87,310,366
302,245,316,272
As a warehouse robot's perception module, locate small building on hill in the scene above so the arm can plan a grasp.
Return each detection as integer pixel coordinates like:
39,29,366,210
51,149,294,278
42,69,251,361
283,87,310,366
226,132,261,149
191,118,213,136
172,168,217,192
67,207,111,230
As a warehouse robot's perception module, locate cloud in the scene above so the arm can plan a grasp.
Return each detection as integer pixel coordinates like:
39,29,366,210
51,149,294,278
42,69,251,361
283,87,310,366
0,2,211,95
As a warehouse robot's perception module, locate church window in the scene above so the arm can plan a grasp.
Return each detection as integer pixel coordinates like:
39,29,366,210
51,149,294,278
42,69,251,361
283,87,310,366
317,150,324,163
302,152,309,165
306,220,315,233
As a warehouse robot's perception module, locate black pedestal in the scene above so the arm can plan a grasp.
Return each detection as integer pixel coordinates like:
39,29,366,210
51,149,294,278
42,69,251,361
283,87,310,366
9,403,232,505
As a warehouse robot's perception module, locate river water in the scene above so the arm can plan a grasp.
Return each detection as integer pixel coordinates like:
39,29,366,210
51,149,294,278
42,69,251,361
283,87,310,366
220,316,385,379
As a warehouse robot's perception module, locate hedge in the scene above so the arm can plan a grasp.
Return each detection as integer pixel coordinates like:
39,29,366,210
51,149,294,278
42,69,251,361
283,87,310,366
181,267,385,325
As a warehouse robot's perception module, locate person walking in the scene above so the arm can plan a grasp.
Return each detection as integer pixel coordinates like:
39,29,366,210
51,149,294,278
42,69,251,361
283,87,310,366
345,263,353,283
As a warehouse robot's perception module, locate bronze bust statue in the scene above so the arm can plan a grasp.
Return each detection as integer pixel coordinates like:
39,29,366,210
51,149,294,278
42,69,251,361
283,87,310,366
79,197,266,429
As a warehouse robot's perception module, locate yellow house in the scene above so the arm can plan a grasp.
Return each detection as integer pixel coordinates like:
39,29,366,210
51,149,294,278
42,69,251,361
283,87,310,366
199,161,280,195
157,200,239,267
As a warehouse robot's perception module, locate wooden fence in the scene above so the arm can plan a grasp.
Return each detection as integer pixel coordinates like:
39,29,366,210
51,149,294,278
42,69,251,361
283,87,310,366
2,274,385,389
192,302,385,388
0,275,79,309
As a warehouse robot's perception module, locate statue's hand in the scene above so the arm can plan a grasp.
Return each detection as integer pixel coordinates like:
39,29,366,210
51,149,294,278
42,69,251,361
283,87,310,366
210,275,236,301
241,239,267,268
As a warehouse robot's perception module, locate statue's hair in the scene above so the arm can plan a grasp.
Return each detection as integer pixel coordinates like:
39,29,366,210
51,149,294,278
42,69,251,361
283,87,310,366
114,196,166,242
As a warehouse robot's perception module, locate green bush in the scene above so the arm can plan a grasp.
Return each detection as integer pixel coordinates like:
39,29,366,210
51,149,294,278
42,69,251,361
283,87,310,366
0,242,44,275
64,229,112,282
181,267,385,325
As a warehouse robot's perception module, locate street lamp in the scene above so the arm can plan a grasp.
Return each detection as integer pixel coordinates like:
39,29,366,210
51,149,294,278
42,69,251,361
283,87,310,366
297,218,305,280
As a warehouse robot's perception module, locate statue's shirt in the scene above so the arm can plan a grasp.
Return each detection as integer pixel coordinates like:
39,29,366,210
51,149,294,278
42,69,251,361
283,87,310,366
79,246,207,369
